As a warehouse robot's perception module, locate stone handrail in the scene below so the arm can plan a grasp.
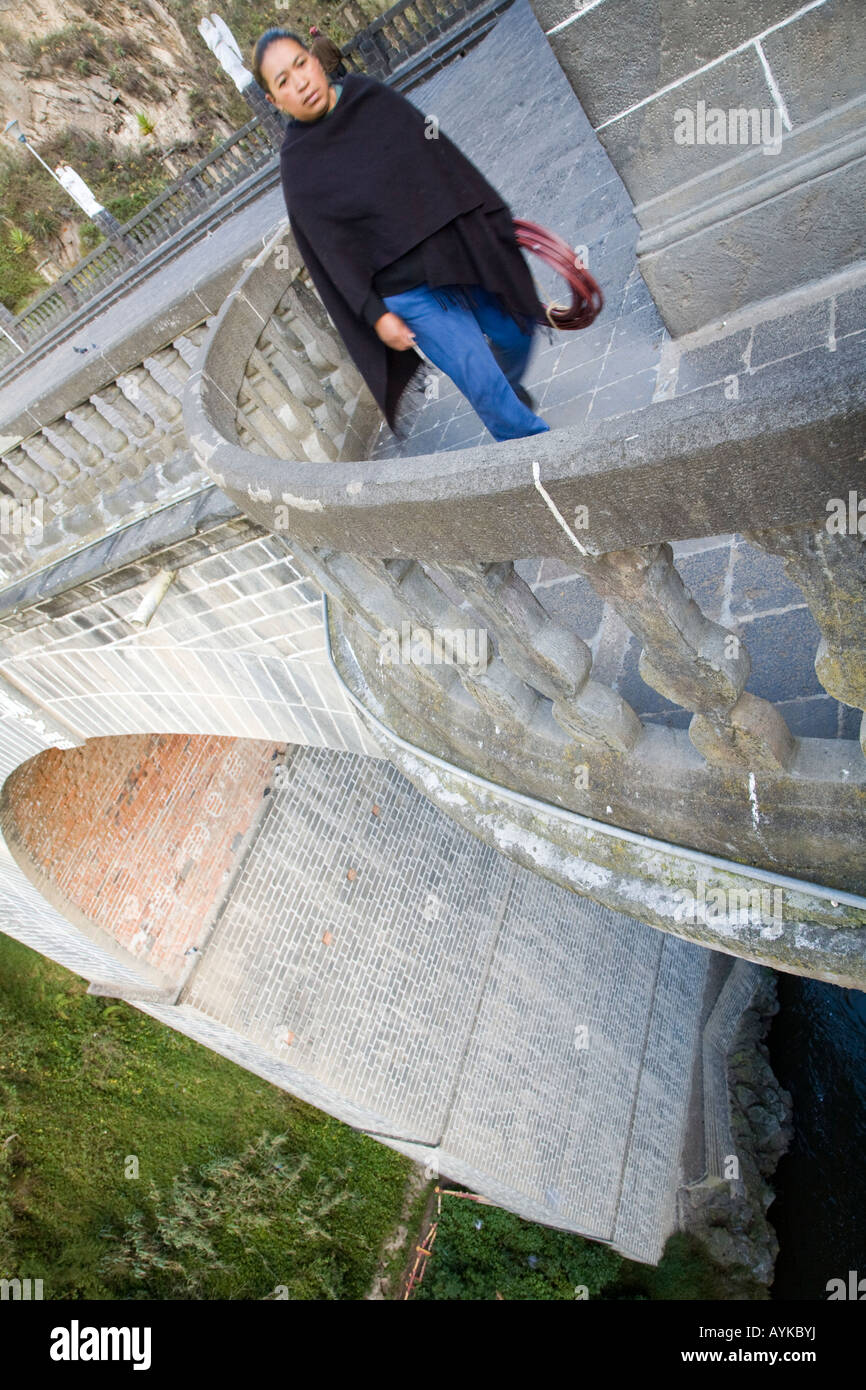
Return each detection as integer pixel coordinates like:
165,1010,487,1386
343,0,486,76
180,223,866,987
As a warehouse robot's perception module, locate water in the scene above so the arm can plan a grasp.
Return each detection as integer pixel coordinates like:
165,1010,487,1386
768,973,866,1300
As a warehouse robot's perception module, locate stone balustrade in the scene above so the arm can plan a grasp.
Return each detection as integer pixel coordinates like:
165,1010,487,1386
183,223,866,984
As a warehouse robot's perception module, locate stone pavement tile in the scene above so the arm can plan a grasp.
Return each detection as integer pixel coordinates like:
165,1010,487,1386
675,546,732,624
750,300,832,368
552,320,612,371
729,541,805,618
676,330,752,393
835,283,866,339
610,299,665,345
622,274,655,316
528,570,604,643
589,368,657,419
777,695,843,740
539,359,601,408
840,703,864,740
597,335,664,386
741,608,824,703
538,393,592,432
440,413,488,448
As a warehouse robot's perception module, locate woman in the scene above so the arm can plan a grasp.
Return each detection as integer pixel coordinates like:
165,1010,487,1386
252,28,550,442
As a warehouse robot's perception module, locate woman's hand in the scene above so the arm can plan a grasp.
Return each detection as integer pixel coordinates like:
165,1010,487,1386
374,312,417,350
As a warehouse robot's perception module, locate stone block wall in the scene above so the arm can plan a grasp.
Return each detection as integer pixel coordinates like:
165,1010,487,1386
533,0,866,331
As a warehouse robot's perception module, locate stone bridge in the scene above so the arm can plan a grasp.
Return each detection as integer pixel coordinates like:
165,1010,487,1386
0,0,862,1265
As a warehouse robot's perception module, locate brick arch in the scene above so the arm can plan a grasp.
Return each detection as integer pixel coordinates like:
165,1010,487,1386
0,732,285,997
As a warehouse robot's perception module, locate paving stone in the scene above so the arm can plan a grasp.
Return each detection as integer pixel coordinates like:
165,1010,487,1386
742,608,824,703
676,330,752,394
750,301,833,369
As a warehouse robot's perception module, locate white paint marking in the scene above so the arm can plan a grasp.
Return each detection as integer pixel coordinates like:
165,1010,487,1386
754,40,793,131
748,772,761,832
545,0,608,37
280,491,324,512
531,459,589,556
594,0,826,130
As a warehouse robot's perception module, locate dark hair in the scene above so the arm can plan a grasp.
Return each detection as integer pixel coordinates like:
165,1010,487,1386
252,28,308,93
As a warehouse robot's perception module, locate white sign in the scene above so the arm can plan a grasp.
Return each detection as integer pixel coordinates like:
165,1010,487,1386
53,165,104,217
198,13,252,91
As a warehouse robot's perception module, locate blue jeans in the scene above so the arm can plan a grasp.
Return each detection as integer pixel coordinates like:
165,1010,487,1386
381,283,549,442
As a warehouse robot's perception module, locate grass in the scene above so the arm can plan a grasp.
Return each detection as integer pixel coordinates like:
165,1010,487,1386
0,933,410,1300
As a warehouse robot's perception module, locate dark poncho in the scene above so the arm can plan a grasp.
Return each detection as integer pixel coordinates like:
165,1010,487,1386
279,73,545,432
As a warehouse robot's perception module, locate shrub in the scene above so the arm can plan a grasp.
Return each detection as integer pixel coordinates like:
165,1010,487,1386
415,1198,624,1300
100,1132,365,1300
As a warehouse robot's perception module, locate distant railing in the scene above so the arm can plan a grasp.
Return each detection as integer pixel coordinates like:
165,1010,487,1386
0,0,508,376
0,117,278,368
341,0,503,79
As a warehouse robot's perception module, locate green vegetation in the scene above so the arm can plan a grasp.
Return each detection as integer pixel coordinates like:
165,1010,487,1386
415,1199,766,1301
0,0,392,313
0,933,409,1300
26,23,165,101
0,130,189,309
414,1198,625,1300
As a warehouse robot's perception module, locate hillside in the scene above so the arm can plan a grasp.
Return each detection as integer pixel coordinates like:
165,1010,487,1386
0,0,375,311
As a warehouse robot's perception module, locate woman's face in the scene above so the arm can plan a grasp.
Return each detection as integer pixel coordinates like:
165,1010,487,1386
261,39,336,122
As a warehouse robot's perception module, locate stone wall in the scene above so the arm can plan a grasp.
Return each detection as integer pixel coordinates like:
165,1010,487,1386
532,0,866,332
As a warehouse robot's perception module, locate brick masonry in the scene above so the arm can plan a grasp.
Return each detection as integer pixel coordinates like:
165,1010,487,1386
1,733,284,985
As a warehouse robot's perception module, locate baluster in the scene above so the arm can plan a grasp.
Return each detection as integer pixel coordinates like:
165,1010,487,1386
47,418,102,471
746,521,866,755
253,341,341,459
277,284,365,403
446,560,641,753
19,432,79,484
79,397,145,479
173,324,209,369
291,543,461,703
143,346,190,400
371,556,544,731
241,347,338,463
1,445,57,496
119,364,184,429
260,320,331,412
574,543,795,770
0,463,36,500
